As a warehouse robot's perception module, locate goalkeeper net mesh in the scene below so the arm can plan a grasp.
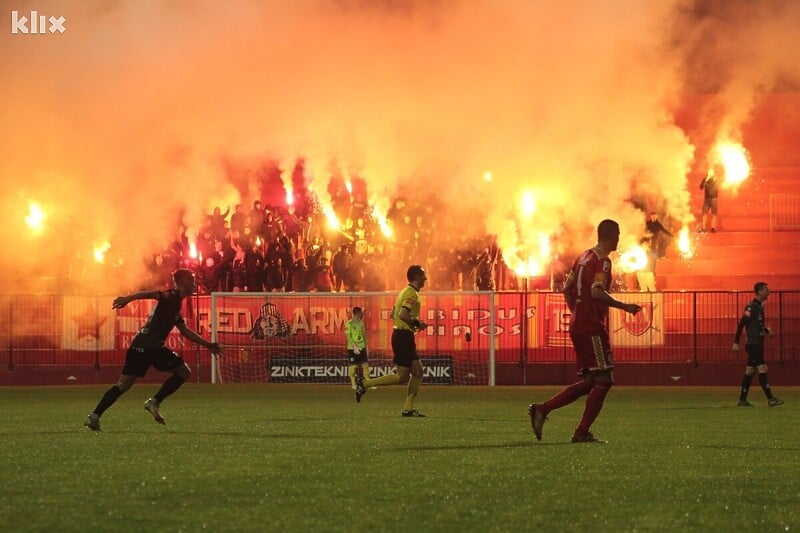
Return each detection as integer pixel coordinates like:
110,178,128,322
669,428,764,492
210,291,495,385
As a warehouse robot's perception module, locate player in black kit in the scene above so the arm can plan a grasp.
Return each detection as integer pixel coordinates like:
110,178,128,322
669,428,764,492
84,269,224,430
733,281,783,407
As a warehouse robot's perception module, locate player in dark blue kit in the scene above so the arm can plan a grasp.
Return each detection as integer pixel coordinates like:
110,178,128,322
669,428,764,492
84,269,224,430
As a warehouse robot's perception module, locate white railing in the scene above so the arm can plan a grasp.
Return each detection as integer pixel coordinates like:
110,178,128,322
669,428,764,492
769,194,800,231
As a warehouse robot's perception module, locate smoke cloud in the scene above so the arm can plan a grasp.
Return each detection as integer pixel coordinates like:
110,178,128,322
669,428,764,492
1,0,797,293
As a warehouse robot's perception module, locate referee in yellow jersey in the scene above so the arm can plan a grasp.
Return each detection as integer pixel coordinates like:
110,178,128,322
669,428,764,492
355,264,428,417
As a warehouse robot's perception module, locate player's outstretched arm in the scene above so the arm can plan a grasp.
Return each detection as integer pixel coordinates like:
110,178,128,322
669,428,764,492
112,291,162,309
177,323,224,355
591,284,641,314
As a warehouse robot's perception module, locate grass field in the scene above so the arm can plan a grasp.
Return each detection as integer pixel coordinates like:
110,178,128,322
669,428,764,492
1,384,798,532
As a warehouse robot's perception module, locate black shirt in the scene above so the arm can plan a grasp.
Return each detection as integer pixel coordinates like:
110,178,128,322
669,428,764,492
132,290,186,348
734,298,767,346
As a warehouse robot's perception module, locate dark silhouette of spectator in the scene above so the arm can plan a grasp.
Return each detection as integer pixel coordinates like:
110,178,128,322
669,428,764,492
645,211,673,259
244,243,265,292
313,257,335,292
230,204,245,235
332,244,351,292
476,247,498,290
265,257,284,292
278,234,295,290
291,258,311,292
198,256,222,294
209,206,230,241
249,200,265,240
699,169,719,233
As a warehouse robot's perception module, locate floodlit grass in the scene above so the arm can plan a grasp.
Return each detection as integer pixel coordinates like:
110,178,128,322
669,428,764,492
1,384,799,531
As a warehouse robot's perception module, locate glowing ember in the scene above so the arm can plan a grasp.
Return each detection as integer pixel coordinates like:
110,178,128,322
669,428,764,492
619,245,647,273
345,180,353,195
285,188,294,206
716,141,751,187
93,241,111,263
189,242,198,259
24,202,45,234
255,236,261,246
677,226,693,258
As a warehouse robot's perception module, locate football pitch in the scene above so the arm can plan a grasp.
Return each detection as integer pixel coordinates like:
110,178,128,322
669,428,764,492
1,384,798,532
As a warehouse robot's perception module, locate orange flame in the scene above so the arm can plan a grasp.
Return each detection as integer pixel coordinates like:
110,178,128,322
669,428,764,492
24,202,45,234
618,245,647,273
93,241,111,264
715,141,751,188
677,227,693,259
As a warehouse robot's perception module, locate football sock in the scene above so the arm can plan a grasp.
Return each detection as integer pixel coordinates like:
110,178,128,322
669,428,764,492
364,373,401,388
360,363,370,382
575,382,612,435
739,374,753,401
541,380,593,415
758,373,774,399
154,374,186,403
93,385,123,416
403,376,422,411
348,365,358,387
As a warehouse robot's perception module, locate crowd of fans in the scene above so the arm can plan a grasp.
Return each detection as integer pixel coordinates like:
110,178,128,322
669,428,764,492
145,191,542,294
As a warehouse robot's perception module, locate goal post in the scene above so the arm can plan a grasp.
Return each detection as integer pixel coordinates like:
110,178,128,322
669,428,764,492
209,291,496,385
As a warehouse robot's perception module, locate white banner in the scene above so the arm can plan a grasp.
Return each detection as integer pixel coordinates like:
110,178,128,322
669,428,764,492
609,293,664,347
61,296,115,350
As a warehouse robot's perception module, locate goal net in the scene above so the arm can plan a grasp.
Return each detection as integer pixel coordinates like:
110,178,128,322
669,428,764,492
210,291,496,385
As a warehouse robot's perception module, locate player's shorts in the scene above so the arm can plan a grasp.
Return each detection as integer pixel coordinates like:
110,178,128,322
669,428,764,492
122,345,185,377
570,330,613,375
702,197,718,215
391,328,419,368
348,348,368,365
745,344,766,367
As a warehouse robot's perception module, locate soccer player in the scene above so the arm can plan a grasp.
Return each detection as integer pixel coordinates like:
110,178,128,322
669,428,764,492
734,281,783,407
355,264,428,417
84,269,223,431
528,219,641,443
346,306,369,389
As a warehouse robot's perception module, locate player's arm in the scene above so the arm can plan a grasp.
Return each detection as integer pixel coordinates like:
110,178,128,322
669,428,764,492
733,309,749,350
398,306,427,331
112,291,161,309
345,322,358,352
176,321,224,355
590,276,640,314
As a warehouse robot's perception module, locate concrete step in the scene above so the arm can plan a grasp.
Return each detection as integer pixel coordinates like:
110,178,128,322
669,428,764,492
686,231,800,247
656,258,798,276
687,244,799,261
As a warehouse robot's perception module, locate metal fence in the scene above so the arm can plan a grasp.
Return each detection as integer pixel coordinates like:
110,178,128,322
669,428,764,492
1,291,798,372
770,194,800,231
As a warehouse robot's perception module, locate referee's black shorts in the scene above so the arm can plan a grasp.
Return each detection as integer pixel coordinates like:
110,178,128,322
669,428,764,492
391,328,419,368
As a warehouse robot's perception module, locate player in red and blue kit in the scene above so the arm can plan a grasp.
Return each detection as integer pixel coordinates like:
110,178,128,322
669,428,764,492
84,269,224,431
528,219,641,443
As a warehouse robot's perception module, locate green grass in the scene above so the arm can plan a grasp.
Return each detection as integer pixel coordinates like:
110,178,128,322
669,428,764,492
1,384,798,532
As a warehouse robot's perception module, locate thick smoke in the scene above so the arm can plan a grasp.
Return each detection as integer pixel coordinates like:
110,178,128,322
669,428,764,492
0,0,796,293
